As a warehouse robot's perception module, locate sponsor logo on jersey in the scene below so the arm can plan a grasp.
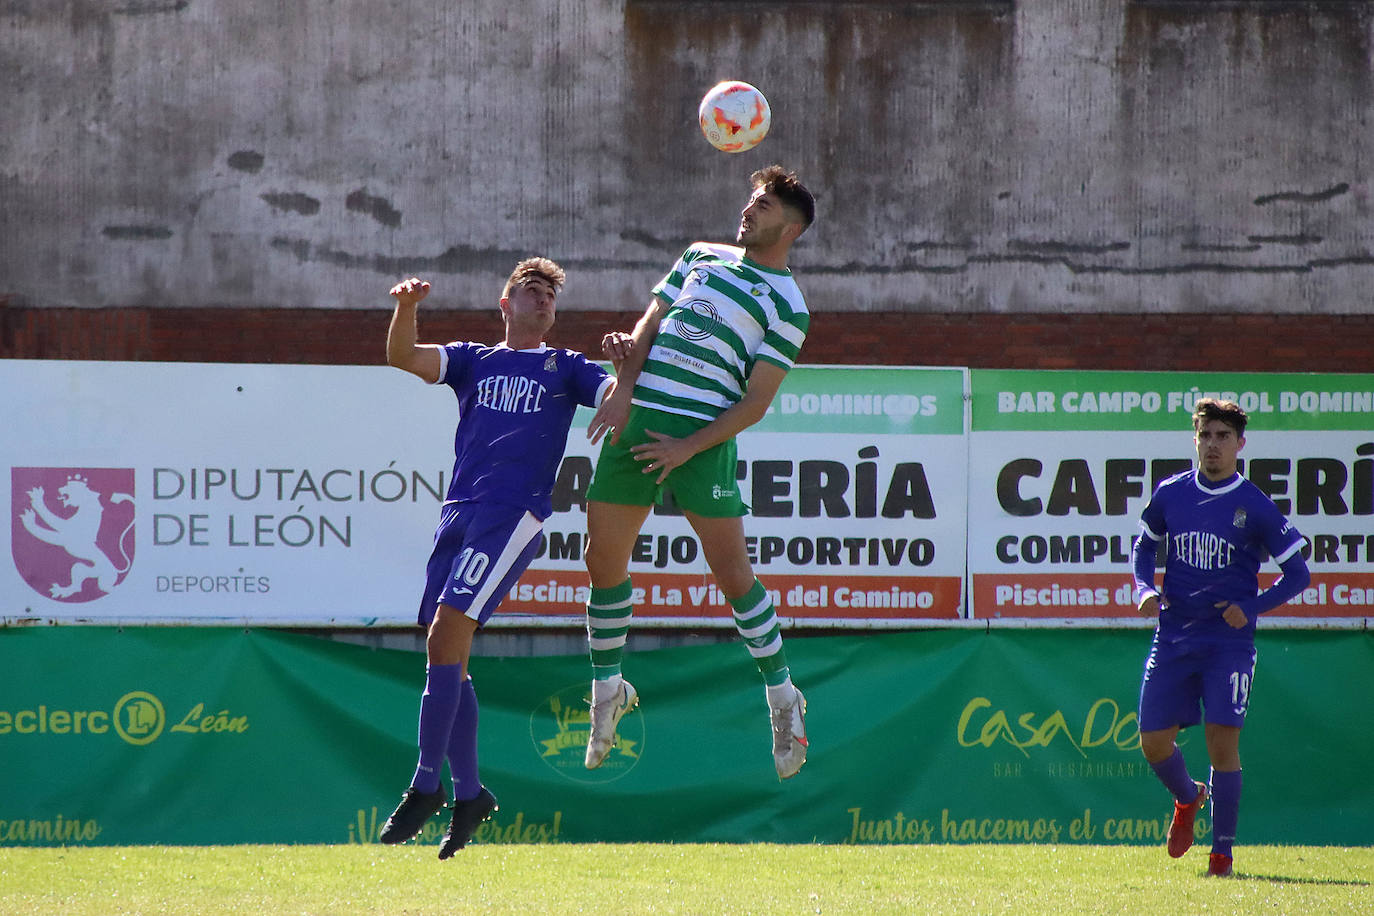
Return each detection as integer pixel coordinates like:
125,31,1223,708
673,299,720,343
475,374,548,414
1171,529,1234,572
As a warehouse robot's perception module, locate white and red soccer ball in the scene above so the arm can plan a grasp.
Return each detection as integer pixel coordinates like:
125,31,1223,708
698,81,771,153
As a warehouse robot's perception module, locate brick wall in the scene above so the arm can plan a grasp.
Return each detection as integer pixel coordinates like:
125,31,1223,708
2,304,1373,371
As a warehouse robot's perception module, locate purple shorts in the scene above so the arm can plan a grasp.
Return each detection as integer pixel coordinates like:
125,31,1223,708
1137,631,1258,731
417,501,544,628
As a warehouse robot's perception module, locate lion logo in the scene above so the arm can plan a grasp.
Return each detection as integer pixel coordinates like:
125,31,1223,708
12,468,135,602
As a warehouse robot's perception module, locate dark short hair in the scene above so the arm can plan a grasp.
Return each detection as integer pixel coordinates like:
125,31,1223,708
1192,397,1248,436
503,257,566,299
751,165,815,231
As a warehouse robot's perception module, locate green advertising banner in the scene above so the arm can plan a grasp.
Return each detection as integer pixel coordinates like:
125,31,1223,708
972,370,1374,432
968,369,1374,618
1,627,1369,847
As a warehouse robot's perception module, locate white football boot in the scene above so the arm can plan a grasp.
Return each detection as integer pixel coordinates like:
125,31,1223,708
770,686,809,779
585,679,638,769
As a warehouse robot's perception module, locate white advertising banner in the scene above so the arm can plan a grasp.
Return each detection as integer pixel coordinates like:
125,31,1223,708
524,365,970,623
968,370,1374,619
4,360,457,625
2,360,969,626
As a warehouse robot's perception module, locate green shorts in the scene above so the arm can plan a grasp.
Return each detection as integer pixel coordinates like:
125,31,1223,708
587,405,748,518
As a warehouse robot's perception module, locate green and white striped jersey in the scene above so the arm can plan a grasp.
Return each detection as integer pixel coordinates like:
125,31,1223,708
634,242,809,422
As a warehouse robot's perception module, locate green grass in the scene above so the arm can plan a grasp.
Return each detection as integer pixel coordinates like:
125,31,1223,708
1,844,1370,915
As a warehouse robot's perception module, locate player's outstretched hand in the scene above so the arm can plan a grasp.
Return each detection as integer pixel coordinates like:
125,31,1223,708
390,277,430,307
602,331,633,369
588,388,631,446
1216,600,1248,629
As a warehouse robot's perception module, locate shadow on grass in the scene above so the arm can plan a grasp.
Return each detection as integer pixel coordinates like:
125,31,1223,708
1233,872,1371,887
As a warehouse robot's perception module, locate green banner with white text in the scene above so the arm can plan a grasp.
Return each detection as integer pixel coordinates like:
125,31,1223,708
0,627,1369,847
969,369,1374,618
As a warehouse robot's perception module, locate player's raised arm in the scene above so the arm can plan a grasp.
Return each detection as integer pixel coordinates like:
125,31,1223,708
386,277,442,384
587,297,668,445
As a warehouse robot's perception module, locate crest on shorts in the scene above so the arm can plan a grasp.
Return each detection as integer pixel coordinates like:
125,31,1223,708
1232,507,1247,529
12,467,136,603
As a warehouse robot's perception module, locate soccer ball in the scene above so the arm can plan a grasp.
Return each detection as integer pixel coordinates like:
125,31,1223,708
698,81,771,153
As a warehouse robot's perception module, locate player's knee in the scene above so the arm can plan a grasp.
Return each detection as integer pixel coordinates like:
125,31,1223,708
426,605,473,665
701,551,754,598
1138,730,1176,763
583,539,627,587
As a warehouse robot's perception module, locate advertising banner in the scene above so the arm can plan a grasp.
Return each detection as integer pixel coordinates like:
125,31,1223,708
3,360,455,625
969,370,1374,618
1,360,967,625
519,364,969,622
10,360,1371,625
1,627,1369,847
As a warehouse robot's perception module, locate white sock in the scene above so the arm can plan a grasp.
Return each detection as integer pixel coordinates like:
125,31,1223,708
592,675,623,704
765,678,796,709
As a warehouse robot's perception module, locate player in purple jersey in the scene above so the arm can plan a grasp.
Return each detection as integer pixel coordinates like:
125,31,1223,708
1132,398,1310,877
377,258,625,859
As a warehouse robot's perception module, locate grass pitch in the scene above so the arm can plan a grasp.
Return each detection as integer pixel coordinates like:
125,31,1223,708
2,843,1370,915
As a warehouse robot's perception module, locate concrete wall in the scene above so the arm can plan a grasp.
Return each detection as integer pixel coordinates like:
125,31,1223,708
3,0,1373,315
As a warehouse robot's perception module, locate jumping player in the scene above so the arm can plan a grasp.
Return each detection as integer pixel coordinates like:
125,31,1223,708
580,165,816,779
1133,397,1310,877
379,261,624,858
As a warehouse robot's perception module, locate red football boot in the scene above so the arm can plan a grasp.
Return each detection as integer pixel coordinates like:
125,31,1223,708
1166,780,1208,858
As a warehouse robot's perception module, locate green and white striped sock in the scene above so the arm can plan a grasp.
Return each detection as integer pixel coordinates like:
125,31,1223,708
730,579,790,687
587,578,634,682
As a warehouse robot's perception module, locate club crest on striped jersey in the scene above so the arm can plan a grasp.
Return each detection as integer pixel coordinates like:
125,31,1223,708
684,266,711,288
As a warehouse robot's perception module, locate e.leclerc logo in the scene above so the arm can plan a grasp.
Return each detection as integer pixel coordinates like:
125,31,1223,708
113,691,165,745
0,691,248,747
530,683,643,783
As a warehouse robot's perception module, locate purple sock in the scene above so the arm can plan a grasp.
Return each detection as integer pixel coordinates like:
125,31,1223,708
446,677,482,802
1149,747,1199,803
411,663,463,794
1210,768,1242,856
